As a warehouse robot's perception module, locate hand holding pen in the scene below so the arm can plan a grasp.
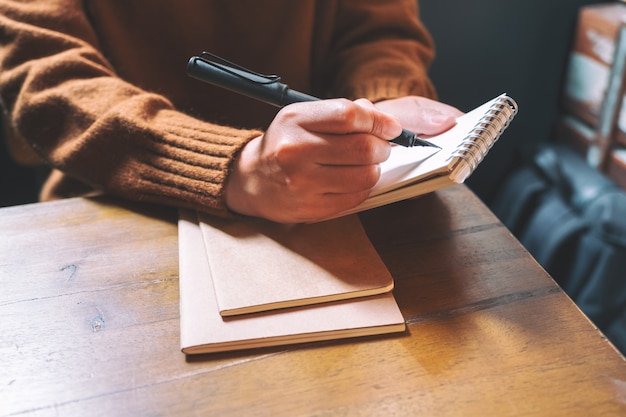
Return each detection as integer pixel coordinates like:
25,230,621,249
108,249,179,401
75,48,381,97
187,52,445,149
187,52,460,223
224,96,406,223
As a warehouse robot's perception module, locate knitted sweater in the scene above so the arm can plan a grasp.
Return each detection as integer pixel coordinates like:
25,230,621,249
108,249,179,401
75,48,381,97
0,0,436,216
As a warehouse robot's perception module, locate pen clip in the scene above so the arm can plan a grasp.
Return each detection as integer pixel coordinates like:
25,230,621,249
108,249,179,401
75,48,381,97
197,52,281,85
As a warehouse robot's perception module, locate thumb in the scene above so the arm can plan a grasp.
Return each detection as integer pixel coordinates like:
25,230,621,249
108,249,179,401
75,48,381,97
417,109,458,136
353,98,403,139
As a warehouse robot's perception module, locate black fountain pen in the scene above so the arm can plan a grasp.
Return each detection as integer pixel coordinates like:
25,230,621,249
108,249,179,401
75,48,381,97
186,52,440,149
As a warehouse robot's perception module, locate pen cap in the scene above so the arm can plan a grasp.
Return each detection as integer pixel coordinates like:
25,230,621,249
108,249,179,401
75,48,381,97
187,57,316,107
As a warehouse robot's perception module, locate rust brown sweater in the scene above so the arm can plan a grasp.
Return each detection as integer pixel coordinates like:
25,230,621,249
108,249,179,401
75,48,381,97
0,0,436,216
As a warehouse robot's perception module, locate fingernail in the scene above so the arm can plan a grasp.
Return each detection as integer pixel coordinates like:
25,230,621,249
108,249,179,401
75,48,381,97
384,122,403,139
428,114,451,124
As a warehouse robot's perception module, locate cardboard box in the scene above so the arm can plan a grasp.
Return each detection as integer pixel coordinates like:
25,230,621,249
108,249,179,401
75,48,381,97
562,3,626,127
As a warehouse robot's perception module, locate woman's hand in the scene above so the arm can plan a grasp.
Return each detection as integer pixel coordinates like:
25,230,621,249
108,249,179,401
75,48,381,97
375,96,463,137
225,96,463,223
225,98,402,223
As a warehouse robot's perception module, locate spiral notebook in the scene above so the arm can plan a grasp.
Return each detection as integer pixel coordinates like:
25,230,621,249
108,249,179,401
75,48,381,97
328,93,518,219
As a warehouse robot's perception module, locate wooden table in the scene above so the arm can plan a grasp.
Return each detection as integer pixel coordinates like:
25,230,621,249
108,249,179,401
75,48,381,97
2,185,625,416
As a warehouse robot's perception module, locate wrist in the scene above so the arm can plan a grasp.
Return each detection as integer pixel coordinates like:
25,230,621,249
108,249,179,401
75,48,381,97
224,135,262,218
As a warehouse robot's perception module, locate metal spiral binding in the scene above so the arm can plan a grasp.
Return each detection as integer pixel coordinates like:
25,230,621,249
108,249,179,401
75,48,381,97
448,94,518,172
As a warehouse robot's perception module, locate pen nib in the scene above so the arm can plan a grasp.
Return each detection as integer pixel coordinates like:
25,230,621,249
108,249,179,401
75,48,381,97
411,135,441,149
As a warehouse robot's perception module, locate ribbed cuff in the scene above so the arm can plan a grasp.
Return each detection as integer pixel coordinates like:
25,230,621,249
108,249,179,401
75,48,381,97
123,109,262,216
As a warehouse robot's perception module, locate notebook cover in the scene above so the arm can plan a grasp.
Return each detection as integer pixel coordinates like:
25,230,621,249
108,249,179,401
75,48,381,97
178,210,406,354
196,211,394,316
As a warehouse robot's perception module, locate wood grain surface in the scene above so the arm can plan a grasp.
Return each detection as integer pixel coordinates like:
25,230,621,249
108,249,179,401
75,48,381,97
2,186,625,416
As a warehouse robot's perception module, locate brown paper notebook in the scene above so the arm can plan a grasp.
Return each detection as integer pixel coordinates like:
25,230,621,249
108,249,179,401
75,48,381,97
178,210,406,354
196,211,394,316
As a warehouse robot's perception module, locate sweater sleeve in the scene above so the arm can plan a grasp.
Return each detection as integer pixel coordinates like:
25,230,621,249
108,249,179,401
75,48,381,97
319,0,437,102
0,0,260,216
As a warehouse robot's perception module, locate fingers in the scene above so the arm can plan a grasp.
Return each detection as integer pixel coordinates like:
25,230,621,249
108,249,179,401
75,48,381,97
253,163,382,222
224,96,467,223
272,132,391,168
224,99,405,223
374,96,464,136
287,98,403,140
281,162,382,195
271,100,395,166
417,108,458,136
353,98,404,140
